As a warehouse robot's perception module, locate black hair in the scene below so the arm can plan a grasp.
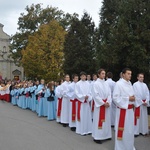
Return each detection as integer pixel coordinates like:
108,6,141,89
137,73,144,77
80,71,87,76
106,72,113,78
97,68,105,75
122,68,131,74
72,74,78,80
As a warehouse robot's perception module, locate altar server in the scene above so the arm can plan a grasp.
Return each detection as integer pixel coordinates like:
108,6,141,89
59,74,71,127
113,68,136,150
75,71,92,135
92,69,112,144
68,74,78,131
133,73,149,136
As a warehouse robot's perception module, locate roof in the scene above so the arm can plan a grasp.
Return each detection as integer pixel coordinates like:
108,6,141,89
0,23,10,39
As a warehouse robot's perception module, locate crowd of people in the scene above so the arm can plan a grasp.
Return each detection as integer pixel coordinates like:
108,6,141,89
0,68,150,150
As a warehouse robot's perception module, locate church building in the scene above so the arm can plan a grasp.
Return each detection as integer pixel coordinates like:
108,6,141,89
0,23,24,81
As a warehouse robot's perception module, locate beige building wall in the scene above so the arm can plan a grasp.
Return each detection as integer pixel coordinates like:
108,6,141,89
0,23,24,80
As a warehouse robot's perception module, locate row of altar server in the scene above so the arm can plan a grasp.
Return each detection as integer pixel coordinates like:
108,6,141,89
55,70,150,150
2,69,149,150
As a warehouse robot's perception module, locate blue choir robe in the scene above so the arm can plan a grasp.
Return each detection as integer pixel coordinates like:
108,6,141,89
34,85,39,114
46,89,56,120
19,88,24,109
35,84,45,117
29,86,34,110
15,89,19,106
25,87,31,109
54,87,57,113
21,88,26,109
11,89,17,105
31,86,37,112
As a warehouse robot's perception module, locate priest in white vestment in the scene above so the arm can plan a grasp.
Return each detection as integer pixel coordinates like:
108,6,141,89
75,71,92,135
92,69,112,144
113,68,136,150
133,73,149,136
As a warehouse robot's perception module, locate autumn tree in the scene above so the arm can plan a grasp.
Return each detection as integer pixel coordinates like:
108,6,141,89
10,4,76,63
21,20,66,81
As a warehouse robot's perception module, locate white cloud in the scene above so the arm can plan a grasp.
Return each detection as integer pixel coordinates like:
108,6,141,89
0,0,102,35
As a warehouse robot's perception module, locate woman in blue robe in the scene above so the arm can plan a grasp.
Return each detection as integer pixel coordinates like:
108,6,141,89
19,85,25,109
17,86,21,107
34,81,39,114
11,86,17,105
31,84,37,112
35,79,45,117
29,83,35,110
22,84,27,109
54,82,59,115
18,84,24,108
15,86,20,106
47,82,56,121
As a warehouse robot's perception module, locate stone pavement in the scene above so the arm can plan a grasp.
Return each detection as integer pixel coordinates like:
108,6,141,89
0,101,149,150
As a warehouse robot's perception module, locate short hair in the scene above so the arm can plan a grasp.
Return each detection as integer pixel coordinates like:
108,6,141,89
106,72,113,78
87,74,91,76
58,79,63,85
122,68,131,74
72,74,78,80
137,73,144,77
97,68,105,75
80,71,87,76
64,74,70,78
92,74,97,77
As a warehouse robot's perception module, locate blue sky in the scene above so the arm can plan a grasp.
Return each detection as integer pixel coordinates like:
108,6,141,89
0,0,103,36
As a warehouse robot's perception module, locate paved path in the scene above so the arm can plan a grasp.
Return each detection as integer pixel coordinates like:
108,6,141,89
0,101,149,150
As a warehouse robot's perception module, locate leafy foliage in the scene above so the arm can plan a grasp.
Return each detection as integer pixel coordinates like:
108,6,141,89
97,0,150,82
63,12,97,76
21,20,66,81
10,4,76,63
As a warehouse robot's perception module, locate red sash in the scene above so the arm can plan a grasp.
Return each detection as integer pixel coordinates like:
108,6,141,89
134,100,146,125
98,99,107,129
38,93,41,102
26,92,29,98
92,100,95,112
77,99,87,121
57,98,62,118
117,104,134,140
70,99,78,122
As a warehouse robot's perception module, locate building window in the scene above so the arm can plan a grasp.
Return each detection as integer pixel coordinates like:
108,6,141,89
3,46,6,53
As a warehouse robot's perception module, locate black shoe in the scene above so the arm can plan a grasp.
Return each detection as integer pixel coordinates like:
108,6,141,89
62,124,68,127
106,138,111,141
93,139,102,144
134,135,139,137
82,134,87,136
70,127,76,131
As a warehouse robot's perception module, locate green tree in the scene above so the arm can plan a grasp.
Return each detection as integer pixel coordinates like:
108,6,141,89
21,20,66,81
63,12,97,76
97,0,150,82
